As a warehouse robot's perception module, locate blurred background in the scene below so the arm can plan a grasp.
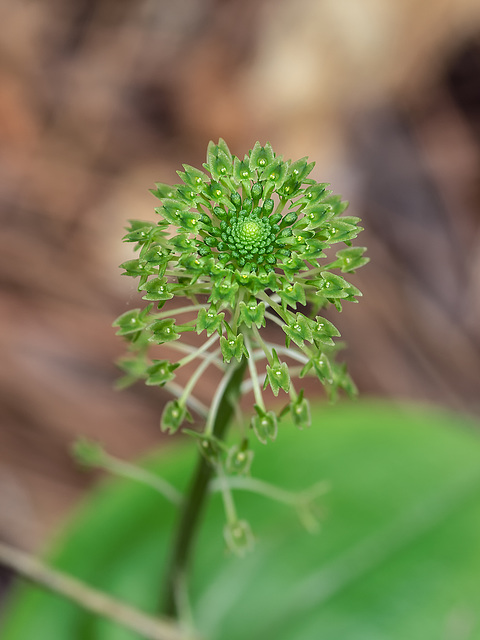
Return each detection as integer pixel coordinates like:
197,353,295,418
1,0,480,561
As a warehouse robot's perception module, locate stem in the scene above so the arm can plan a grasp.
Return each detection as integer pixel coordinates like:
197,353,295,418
178,348,221,407
161,357,248,619
0,542,194,640
254,342,310,365
274,196,288,216
231,289,245,332
209,476,329,507
215,464,238,525
203,360,238,438
162,342,224,372
244,334,266,410
251,325,273,364
98,454,182,506
162,382,209,418
155,304,208,320
263,310,286,329
176,332,220,368
257,291,292,324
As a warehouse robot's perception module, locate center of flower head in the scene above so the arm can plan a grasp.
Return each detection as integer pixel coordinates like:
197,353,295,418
225,212,276,267
238,219,262,244
195,184,297,271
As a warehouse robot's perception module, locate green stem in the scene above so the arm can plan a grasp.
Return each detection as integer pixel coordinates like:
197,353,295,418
97,453,182,505
178,353,220,408
176,332,221,369
0,542,193,640
161,357,248,619
257,291,292,324
244,334,266,410
274,196,288,216
155,304,208,320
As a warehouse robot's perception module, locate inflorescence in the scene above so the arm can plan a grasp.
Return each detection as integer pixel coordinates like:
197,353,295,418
113,140,368,444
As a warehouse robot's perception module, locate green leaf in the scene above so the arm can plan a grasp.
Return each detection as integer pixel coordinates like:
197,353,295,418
276,176,302,199
289,389,311,428
140,244,169,268
138,278,173,302
5,402,480,640
282,312,314,347
238,299,266,329
150,182,177,199
303,204,332,229
333,246,370,273
196,307,225,337
251,405,278,444
220,332,245,363
249,141,275,172
112,308,149,336
145,360,179,387
209,274,239,307
206,140,233,176
278,253,308,279
265,349,290,396
149,318,180,344
217,138,232,161
169,233,196,253
115,354,148,388
326,218,362,244
223,519,254,556
316,272,354,299
205,148,233,182
226,443,254,475
286,157,315,183
175,184,204,206
119,259,155,278
184,430,224,464
301,237,327,262
322,193,348,215
177,210,201,233
260,158,288,189
312,316,341,346
291,182,331,208
178,254,213,281
122,221,156,244
203,181,227,203
328,361,357,401
233,155,254,183
177,164,209,191
312,351,334,384
278,281,306,310
160,399,191,434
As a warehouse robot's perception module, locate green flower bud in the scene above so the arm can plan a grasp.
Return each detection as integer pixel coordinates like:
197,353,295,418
224,519,254,556
251,406,278,444
265,349,290,396
145,360,179,386
161,399,192,434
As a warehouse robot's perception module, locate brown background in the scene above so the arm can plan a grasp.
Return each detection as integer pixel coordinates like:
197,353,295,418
1,0,480,554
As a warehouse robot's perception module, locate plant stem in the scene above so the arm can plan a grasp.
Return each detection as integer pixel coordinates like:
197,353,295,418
96,453,183,506
161,357,248,619
0,541,194,640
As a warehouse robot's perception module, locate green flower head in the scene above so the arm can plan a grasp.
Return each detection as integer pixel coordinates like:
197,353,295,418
113,140,368,438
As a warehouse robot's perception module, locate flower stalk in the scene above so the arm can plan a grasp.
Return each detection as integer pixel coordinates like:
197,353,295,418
107,139,368,624
162,357,248,618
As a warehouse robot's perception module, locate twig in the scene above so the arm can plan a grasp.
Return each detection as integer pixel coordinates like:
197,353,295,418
0,541,197,640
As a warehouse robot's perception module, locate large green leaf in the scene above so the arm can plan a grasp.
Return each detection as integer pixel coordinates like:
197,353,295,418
2,401,480,639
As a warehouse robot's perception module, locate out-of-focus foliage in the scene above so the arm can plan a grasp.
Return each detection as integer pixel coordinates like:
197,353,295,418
2,401,480,639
